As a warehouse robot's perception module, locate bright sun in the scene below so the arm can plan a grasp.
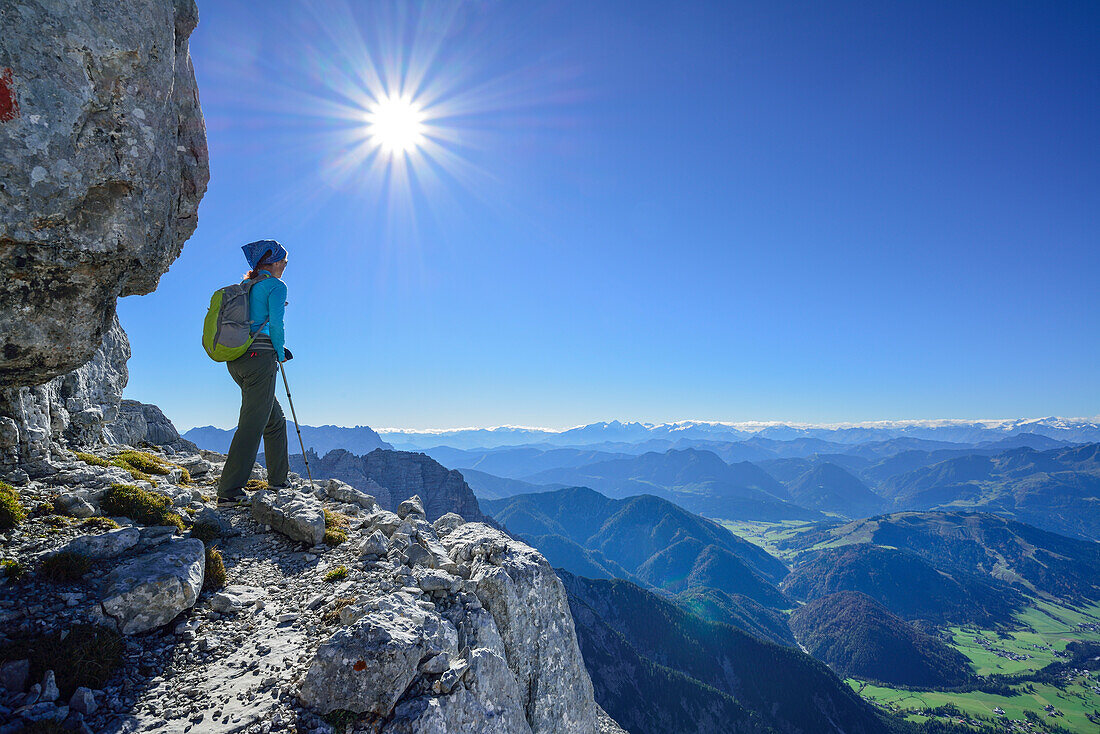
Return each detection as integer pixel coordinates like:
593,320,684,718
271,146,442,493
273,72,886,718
365,95,426,155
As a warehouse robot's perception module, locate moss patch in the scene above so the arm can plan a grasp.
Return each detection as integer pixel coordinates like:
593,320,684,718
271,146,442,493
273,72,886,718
100,484,184,531
39,552,91,583
322,709,358,734
323,528,348,546
324,508,349,529
323,509,349,546
80,517,121,532
204,546,227,591
0,624,123,699
324,565,349,583
1,559,23,580
42,514,72,528
245,479,268,491
190,521,221,544
0,481,27,530
74,452,110,468
107,450,174,486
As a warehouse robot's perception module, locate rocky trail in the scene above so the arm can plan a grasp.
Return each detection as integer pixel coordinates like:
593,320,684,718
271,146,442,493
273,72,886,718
0,445,624,734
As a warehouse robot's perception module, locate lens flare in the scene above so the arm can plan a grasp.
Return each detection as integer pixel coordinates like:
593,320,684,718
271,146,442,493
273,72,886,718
366,95,426,155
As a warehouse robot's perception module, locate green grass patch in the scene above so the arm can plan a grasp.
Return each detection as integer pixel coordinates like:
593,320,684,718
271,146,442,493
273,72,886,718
74,452,110,468
852,677,1100,732
1,559,23,580
324,528,348,546
323,509,349,546
322,709,358,734
100,484,184,531
39,551,91,583
324,565,349,582
190,521,222,544
0,624,123,699
80,517,121,532
0,481,27,530
717,519,820,561
204,546,227,591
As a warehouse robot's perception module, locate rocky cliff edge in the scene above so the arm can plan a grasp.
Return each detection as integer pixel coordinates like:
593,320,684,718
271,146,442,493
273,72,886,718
0,445,619,733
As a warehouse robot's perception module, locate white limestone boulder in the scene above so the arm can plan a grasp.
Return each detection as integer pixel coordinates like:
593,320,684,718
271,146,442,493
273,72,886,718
251,489,325,545
98,537,205,634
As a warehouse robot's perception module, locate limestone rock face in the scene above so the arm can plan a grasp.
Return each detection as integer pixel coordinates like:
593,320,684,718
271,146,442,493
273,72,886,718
98,537,205,634
0,0,209,387
0,314,129,469
301,519,598,734
442,523,599,734
291,448,490,523
104,399,199,454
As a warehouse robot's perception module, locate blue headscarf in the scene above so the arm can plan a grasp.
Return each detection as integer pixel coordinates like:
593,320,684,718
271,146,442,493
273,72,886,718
241,239,288,270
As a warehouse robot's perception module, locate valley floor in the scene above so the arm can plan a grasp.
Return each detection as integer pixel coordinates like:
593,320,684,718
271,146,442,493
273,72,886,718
849,601,1100,733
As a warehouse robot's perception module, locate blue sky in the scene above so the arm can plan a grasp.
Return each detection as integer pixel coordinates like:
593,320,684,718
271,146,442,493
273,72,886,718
119,0,1100,431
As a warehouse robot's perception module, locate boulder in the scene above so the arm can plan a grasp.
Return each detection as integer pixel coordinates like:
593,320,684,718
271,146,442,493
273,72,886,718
174,454,213,478
325,479,378,511
432,512,466,537
210,585,266,614
299,593,459,715
251,489,325,545
69,687,97,716
98,537,205,634
0,659,29,692
359,530,389,558
397,494,425,520
59,527,140,559
191,506,235,538
386,649,532,734
0,0,209,389
365,509,402,537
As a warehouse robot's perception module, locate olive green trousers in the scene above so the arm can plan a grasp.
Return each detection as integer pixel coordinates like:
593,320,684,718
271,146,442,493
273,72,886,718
217,350,289,497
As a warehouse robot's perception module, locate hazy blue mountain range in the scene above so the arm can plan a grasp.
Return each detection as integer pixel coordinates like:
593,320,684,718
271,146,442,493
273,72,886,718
560,572,898,734
784,463,888,517
520,448,824,521
874,443,1100,540
378,417,1100,451
788,591,974,688
185,422,391,455
454,468,566,500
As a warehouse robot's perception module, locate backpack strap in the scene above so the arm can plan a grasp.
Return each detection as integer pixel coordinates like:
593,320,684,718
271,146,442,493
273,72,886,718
241,275,270,335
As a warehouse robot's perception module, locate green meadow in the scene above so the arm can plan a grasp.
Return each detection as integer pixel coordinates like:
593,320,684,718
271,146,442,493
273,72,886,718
717,519,819,561
849,600,1100,732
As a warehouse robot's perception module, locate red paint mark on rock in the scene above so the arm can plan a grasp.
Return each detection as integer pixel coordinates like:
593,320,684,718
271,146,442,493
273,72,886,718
353,660,367,672
0,68,17,122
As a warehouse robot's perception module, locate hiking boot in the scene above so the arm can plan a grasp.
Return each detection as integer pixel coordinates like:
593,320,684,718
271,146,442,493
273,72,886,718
216,493,247,507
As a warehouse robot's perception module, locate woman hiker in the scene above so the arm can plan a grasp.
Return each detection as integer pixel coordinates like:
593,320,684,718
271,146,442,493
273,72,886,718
217,239,294,504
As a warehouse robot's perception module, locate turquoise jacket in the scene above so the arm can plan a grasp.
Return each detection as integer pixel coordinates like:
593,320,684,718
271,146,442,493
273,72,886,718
248,273,287,361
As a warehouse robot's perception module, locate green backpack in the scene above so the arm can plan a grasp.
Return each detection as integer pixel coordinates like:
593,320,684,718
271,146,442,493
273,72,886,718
202,277,269,362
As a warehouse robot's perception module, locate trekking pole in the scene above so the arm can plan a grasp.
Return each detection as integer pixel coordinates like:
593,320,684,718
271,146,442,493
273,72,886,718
278,361,315,493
